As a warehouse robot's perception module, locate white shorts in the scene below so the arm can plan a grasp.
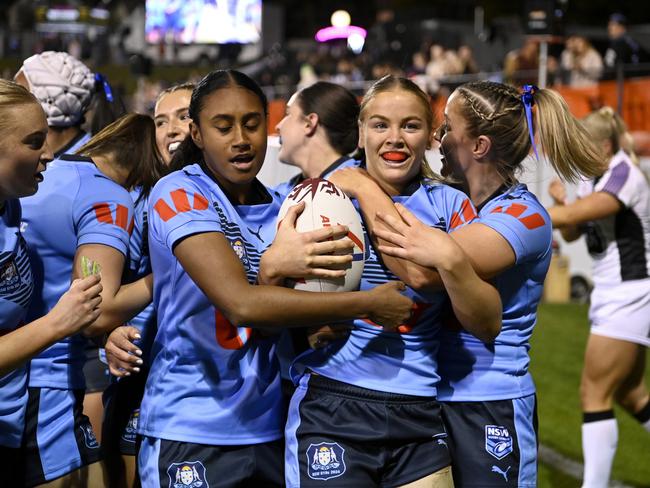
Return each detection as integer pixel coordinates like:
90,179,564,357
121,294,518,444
589,279,650,347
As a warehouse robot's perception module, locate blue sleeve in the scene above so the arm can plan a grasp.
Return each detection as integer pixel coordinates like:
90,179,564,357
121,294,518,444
73,173,134,256
478,197,552,264
148,175,223,250
421,184,477,233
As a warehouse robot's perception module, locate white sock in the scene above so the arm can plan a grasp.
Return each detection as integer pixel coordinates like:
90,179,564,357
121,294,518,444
581,414,618,488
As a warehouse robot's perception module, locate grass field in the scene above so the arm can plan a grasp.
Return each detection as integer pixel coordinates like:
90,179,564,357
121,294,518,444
531,303,650,487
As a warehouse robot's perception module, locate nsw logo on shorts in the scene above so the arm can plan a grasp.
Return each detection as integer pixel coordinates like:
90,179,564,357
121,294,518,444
121,409,139,444
485,425,513,460
167,461,208,488
306,442,346,481
79,422,99,449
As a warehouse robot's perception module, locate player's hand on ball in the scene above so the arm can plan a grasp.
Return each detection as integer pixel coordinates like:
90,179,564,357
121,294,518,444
105,325,143,377
366,281,413,330
261,201,353,284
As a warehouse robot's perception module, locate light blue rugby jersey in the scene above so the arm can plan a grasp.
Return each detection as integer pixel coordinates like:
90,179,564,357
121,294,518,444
0,200,34,447
437,184,552,401
138,163,284,445
125,188,156,362
55,131,91,158
21,155,134,390
273,155,360,199
295,180,477,397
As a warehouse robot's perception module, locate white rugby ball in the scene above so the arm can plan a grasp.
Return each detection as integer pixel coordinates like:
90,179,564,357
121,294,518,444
277,178,365,292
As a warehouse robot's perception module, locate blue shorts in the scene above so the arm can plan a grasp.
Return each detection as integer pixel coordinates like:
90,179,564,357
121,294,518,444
23,387,102,486
441,395,538,487
103,372,147,457
83,345,110,393
285,374,451,488
0,445,25,485
138,436,284,488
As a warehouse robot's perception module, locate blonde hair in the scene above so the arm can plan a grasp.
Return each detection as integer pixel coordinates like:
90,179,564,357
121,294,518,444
155,82,195,107
582,107,638,165
78,113,166,197
0,79,41,136
455,81,606,184
359,75,439,181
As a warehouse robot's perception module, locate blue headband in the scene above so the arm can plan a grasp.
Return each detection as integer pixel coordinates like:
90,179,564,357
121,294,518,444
521,84,539,160
95,72,114,103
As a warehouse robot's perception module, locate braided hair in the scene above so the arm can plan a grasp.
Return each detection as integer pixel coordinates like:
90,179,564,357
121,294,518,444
455,81,605,184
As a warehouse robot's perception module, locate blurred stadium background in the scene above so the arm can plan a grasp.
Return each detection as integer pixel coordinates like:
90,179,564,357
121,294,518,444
3,1,649,485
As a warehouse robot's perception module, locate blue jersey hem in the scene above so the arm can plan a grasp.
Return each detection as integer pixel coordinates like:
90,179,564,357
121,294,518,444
137,429,283,446
437,387,536,402
27,380,83,390
310,370,438,398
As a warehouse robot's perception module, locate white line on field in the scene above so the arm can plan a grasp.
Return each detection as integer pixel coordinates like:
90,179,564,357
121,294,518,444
539,443,635,488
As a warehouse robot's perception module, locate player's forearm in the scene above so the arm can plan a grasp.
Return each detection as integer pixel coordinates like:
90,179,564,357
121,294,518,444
82,275,153,336
437,249,502,342
0,318,63,376
257,249,286,286
354,183,443,292
219,285,374,329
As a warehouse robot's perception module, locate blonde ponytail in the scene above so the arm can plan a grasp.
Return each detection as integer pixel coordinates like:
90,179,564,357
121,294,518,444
582,106,639,165
534,89,606,182
454,81,608,185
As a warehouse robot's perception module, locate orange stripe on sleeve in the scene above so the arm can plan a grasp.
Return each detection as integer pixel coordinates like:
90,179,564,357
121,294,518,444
115,204,129,230
153,199,177,222
93,203,113,225
519,213,545,230
461,198,477,222
193,193,209,210
504,203,527,218
170,188,191,213
449,211,462,229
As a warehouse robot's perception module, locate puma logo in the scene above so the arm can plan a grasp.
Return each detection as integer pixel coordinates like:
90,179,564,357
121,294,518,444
248,224,264,242
491,465,511,481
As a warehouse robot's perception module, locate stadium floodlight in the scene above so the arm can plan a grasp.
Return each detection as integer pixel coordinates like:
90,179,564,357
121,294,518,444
315,9,367,47
331,10,351,28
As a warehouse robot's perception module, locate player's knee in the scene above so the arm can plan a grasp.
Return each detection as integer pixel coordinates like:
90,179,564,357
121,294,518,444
614,384,649,413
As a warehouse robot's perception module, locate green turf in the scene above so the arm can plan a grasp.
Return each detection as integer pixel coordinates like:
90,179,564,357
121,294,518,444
531,303,650,487
538,462,580,487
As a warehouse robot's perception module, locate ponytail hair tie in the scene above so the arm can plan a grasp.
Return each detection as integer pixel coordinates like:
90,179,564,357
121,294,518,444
94,72,114,103
521,84,539,160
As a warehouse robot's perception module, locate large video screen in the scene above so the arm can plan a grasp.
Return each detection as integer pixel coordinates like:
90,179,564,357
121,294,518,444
146,0,262,44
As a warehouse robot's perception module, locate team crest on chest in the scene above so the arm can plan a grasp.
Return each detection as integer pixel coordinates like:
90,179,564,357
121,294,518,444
485,425,513,460
306,442,346,481
0,258,21,294
167,461,208,488
228,237,249,267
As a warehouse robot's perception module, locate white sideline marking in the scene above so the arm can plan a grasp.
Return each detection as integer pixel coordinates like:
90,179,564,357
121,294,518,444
539,443,635,487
